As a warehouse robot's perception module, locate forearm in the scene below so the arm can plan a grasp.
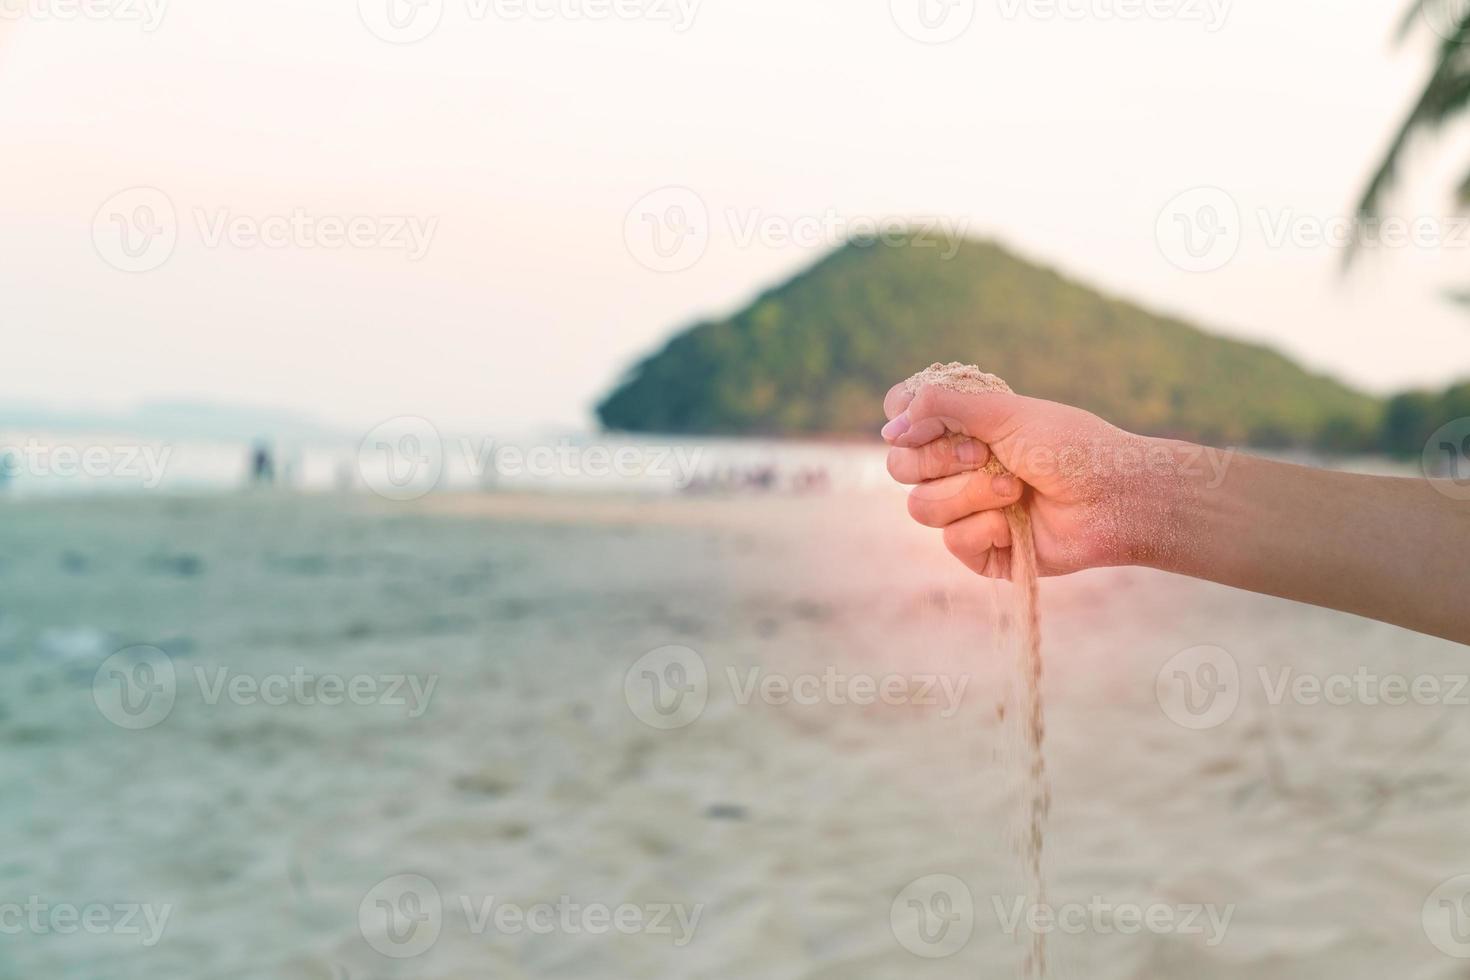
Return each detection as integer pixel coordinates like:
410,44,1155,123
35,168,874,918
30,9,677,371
1141,443,1470,645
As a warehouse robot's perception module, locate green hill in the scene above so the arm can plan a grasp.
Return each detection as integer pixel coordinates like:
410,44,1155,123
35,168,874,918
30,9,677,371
597,235,1383,447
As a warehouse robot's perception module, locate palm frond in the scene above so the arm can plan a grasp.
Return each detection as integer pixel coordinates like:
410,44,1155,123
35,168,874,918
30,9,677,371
1349,13,1470,264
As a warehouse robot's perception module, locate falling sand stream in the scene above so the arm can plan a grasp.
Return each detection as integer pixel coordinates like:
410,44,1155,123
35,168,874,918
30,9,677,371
903,363,1051,978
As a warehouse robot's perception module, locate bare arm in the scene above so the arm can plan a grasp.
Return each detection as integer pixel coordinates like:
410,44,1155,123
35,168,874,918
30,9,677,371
882,383,1470,646
1156,448,1470,644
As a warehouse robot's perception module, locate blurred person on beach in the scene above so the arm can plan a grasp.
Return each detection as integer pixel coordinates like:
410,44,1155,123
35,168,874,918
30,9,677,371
248,440,275,488
882,382,1470,645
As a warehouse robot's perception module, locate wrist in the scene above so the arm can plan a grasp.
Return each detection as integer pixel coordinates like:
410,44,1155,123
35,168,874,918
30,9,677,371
1116,437,1234,573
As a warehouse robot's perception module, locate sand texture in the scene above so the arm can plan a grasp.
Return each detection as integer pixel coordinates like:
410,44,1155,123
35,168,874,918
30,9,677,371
1,491,1466,978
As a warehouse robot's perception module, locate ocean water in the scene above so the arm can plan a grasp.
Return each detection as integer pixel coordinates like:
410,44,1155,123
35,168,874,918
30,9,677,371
0,429,892,499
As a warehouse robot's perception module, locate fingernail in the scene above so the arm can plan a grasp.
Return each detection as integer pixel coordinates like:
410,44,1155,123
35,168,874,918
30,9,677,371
955,440,979,466
881,413,911,441
992,473,1019,497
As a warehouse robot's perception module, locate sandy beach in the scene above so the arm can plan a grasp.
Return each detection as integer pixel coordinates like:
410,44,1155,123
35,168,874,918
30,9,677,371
2,488,1467,979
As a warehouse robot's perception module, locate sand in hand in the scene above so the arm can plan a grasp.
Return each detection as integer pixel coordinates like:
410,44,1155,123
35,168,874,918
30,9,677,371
904,362,1051,979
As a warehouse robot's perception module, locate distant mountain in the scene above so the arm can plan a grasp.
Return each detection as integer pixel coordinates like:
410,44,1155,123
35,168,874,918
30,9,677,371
597,237,1384,448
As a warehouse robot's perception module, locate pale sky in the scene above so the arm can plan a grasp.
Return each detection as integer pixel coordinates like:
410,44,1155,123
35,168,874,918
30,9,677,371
2,0,1469,433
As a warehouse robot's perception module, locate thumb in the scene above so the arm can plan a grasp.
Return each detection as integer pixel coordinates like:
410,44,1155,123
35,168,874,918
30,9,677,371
888,385,1029,451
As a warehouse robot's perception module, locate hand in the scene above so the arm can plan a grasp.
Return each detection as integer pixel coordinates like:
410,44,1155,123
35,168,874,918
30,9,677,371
881,381,1184,578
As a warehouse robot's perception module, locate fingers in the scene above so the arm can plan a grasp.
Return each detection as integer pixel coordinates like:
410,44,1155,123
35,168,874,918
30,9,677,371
886,385,1027,450
942,510,1012,577
883,382,915,421
906,469,1024,528
886,435,990,485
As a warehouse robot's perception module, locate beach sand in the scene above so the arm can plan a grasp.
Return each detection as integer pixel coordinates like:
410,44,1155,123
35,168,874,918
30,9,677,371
1,490,1467,979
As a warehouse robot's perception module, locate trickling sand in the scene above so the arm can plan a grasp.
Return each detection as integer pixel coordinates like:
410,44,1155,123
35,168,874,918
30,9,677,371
904,362,1051,979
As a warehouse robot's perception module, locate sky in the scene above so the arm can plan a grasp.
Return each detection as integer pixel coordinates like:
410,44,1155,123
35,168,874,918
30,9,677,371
3,0,1470,434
